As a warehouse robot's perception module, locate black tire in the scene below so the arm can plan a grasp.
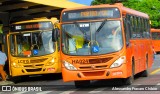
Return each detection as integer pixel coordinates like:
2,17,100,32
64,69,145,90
10,76,22,84
11,75,28,84
74,80,90,88
4,60,9,75
141,56,149,77
123,60,135,85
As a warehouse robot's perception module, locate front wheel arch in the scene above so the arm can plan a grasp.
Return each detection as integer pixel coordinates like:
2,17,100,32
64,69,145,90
123,57,135,85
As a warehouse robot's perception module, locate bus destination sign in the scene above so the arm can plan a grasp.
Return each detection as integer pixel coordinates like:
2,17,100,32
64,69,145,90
11,21,53,32
62,8,120,22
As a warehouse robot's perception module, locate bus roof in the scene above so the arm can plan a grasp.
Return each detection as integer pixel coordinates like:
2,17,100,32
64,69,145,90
151,28,160,32
121,6,148,18
62,3,149,19
13,17,58,24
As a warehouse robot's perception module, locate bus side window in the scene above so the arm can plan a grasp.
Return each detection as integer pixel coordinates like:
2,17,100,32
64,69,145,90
124,15,131,46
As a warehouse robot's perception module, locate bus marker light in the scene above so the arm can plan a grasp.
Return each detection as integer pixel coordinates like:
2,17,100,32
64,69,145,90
112,71,122,76
47,68,55,71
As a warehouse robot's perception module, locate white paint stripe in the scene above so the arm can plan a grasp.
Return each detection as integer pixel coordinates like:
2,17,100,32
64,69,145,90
59,89,77,94
157,83,160,85
36,91,53,94
134,84,141,85
13,91,28,94
89,88,106,93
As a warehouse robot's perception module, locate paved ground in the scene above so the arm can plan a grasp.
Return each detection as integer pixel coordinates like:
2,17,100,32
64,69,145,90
0,55,160,94
0,81,14,85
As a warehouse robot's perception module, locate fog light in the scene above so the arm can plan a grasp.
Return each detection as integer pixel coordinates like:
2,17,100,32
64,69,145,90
77,73,81,78
106,71,110,76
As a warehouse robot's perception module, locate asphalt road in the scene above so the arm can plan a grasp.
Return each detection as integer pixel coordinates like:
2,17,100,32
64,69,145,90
1,55,160,94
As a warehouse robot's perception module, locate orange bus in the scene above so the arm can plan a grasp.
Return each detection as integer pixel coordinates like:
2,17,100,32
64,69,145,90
56,3,153,87
151,28,160,54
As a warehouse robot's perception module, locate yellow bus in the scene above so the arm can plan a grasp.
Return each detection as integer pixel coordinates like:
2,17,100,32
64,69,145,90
5,18,61,82
57,3,153,88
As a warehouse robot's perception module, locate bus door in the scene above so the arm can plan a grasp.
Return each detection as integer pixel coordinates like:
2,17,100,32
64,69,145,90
123,17,132,75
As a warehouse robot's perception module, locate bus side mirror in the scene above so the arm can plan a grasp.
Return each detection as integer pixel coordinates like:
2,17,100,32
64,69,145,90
0,34,4,44
126,42,130,47
52,28,59,42
2,26,10,33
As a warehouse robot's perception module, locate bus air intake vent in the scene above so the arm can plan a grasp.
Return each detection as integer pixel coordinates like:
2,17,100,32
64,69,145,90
89,57,113,64
83,71,105,76
79,65,107,70
24,64,44,67
25,68,42,72
30,58,47,63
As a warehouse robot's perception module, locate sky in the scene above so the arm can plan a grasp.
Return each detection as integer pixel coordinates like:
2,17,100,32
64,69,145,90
69,0,93,6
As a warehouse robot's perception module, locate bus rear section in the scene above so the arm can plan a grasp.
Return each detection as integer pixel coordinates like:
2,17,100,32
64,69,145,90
151,28,160,54
60,3,153,88
7,18,61,81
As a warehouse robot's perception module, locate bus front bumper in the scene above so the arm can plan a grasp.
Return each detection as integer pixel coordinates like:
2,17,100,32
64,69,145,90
62,64,128,82
11,62,61,77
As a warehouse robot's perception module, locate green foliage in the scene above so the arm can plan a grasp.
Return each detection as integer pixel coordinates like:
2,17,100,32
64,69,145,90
91,0,160,28
91,0,127,5
123,0,160,28
0,24,2,33
91,0,114,5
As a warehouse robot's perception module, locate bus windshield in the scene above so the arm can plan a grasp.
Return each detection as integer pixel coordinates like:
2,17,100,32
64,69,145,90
62,20,123,55
10,30,55,57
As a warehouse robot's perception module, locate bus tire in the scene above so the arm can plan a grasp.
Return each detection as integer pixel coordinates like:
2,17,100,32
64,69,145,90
74,80,90,88
141,56,149,77
11,76,22,84
123,59,135,85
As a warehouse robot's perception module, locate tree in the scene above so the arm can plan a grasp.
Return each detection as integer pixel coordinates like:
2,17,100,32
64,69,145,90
0,25,2,33
123,0,160,28
91,0,127,5
91,0,160,28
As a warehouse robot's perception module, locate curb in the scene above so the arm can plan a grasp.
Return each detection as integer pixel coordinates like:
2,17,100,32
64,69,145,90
0,81,14,85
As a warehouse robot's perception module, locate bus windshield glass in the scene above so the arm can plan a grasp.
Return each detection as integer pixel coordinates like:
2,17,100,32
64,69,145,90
62,8,120,22
62,20,123,55
10,30,55,57
152,32,160,40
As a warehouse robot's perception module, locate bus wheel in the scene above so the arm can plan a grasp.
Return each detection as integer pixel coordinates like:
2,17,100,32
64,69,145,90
141,56,149,77
74,80,90,88
123,61,135,85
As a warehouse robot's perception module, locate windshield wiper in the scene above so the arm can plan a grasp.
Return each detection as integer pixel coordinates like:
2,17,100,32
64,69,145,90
96,19,107,33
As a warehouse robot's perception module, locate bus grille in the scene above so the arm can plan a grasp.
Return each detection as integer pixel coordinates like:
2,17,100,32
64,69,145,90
88,57,113,64
24,64,44,67
25,68,42,72
30,58,47,63
79,65,107,70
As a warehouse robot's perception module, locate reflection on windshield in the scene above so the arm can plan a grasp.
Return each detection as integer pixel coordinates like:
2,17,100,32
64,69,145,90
62,20,123,55
10,30,55,57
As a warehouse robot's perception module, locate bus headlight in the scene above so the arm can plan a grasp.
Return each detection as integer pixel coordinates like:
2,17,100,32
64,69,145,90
110,56,126,68
46,58,55,66
63,61,77,70
12,62,22,68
